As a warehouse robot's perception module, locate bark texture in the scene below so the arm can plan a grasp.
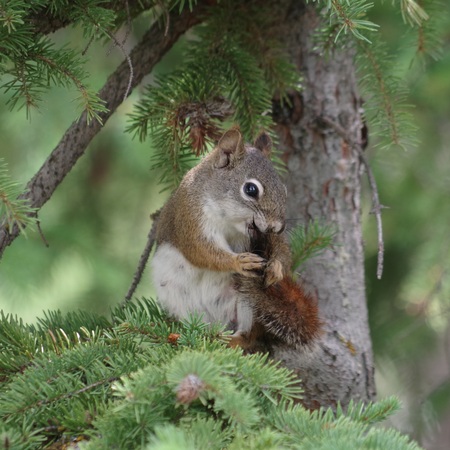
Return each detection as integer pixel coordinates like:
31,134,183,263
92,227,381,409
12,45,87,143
272,1,376,409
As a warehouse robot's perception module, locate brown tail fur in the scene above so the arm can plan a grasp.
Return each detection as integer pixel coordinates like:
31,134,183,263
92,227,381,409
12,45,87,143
231,230,321,352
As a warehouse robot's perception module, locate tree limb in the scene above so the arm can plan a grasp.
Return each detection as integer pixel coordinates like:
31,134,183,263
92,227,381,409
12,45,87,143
28,0,157,36
0,6,207,258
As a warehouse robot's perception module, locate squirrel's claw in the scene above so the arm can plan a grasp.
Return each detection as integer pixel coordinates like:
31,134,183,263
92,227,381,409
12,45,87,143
235,252,266,276
264,259,284,287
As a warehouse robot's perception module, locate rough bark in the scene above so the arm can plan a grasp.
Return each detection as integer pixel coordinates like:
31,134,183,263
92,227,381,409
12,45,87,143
272,1,376,408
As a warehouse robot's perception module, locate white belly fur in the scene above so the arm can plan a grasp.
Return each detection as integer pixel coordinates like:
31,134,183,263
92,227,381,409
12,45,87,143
151,243,253,332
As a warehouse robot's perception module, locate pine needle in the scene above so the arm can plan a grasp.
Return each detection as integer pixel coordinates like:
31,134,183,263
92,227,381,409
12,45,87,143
0,159,37,236
289,220,336,272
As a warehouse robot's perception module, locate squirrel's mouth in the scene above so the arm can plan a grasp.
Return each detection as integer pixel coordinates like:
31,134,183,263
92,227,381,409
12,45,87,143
248,218,285,236
247,219,259,238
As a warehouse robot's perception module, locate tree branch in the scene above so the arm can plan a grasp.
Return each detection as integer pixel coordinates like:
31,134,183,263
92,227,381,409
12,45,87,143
123,211,160,303
359,151,386,280
0,6,207,258
28,0,157,36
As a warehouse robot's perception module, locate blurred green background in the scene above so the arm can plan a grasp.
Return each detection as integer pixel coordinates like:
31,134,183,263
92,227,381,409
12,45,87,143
362,4,450,448
0,3,449,449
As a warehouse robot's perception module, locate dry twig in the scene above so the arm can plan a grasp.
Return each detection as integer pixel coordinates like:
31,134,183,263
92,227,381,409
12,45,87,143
123,211,160,303
36,219,49,248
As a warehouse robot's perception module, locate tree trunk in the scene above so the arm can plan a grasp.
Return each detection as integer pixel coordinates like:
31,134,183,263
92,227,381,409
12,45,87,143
272,1,376,409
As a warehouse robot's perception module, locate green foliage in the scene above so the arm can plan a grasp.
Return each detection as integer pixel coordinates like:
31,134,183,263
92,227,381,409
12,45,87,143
336,396,402,424
0,298,421,449
362,0,446,149
0,0,444,203
125,0,445,191
271,401,420,450
309,0,379,43
356,38,418,150
289,220,336,272
0,0,122,121
127,0,299,189
311,0,442,150
0,159,36,235
396,0,429,27
363,11,450,433
310,0,430,44
407,0,445,62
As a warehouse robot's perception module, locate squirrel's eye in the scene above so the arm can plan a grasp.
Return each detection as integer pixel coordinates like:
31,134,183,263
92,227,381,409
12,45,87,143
244,182,259,198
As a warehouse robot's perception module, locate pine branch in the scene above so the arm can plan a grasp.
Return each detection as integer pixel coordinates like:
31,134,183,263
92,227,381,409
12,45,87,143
336,396,401,424
270,400,420,449
410,0,445,62
1,1,135,119
397,0,429,27
309,0,379,43
128,0,298,189
0,301,422,448
26,1,158,36
9,42,109,122
313,2,423,152
289,220,336,272
356,39,418,150
127,68,231,188
216,40,273,138
0,4,208,259
329,0,379,43
0,160,37,236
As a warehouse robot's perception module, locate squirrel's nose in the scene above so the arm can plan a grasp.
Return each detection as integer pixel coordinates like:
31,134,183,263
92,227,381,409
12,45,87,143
267,221,285,234
277,222,286,234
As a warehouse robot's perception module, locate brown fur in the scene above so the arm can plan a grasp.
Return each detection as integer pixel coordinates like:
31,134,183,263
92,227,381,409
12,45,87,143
153,127,320,352
156,129,277,275
232,229,321,351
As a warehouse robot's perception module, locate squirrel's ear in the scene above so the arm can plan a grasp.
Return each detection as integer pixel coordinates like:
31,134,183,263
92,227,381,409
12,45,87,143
254,131,272,158
214,128,245,168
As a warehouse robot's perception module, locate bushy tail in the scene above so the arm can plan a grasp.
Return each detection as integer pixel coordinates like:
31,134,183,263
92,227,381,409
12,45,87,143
236,273,321,347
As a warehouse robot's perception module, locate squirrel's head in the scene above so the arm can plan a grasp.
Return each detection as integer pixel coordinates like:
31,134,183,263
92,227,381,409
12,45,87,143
205,128,287,236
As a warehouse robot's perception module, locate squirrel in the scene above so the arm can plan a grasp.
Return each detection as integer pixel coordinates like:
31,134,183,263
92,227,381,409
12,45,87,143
151,127,320,352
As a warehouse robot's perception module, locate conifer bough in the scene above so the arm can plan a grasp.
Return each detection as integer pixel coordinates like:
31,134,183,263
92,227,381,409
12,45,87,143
0,2,208,257
0,299,422,449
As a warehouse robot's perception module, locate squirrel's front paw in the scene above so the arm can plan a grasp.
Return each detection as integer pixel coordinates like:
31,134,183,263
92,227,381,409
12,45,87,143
235,252,266,276
264,259,284,287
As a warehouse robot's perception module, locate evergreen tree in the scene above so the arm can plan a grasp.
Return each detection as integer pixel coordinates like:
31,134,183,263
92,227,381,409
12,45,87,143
0,0,446,447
